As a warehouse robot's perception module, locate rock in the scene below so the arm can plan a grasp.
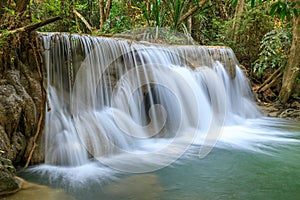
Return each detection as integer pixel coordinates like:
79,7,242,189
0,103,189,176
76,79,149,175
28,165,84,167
0,156,21,195
0,68,45,166
2,177,74,200
0,60,45,195
259,101,300,122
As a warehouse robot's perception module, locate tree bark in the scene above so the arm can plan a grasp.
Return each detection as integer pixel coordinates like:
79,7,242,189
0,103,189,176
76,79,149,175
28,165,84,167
232,0,245,43
278,13,300,104
99,0,105,29
186,1,193,34
105,0,112,22
98,0,113,30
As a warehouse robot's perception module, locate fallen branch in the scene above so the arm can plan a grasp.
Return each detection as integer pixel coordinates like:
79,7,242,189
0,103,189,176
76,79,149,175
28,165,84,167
258,70,283,92
0,16,61,37
73,9,95,33
257,66,283,92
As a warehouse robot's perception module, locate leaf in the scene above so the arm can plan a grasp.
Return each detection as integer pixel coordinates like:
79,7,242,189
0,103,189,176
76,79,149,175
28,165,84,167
292,8,299,17
280,7,286,21
251,0,256,8
270,2,279,17
229,0,238,8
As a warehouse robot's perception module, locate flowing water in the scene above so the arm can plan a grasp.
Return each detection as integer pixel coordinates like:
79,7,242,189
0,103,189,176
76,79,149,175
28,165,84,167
15,33,300,199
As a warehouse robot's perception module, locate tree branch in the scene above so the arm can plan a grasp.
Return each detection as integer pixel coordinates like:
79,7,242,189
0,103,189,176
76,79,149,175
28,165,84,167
73,9,94,32
258,70,283,93
24,109,43,168
257,66,283,92
178,0,208,25
0,16,61,37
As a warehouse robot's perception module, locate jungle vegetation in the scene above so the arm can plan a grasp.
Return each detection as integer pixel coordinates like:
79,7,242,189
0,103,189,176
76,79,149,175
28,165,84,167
0,0,299,104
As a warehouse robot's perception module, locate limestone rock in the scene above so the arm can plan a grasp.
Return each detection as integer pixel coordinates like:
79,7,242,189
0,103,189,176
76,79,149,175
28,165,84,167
0,69,45,165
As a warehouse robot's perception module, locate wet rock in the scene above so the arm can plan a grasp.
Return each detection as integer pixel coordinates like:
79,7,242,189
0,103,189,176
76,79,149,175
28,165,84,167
0,156,21,195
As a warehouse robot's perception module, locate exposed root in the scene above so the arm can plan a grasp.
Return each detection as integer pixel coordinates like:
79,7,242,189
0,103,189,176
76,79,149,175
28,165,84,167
24,108,43,169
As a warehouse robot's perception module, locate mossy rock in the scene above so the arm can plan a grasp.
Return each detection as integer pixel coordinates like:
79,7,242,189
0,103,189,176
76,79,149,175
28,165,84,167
0,156,21,195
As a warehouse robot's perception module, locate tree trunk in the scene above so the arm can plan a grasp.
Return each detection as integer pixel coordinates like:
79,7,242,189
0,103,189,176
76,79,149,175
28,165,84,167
279,13,300,104
99,0,112,30
99,0,105,29
105,0,112,22
186,1,193,34
232,0,245,43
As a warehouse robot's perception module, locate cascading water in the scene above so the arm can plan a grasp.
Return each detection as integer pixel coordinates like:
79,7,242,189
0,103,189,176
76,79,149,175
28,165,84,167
20,32,300,199
40,32,263,170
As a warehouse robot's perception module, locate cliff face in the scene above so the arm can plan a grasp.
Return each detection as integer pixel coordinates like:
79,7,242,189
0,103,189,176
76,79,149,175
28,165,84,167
0,67,45,166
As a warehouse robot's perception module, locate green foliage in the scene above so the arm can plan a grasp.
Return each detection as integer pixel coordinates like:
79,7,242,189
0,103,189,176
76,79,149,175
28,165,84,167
3,6,16,16
250,0,266,8
167,0,191,29
193,0,232,45
296,76,300,84
30,0,76,32
132,0,206,31
210,1,274,71
136,0,167,28
103,1,133,33
250,0,300,20
254,27,292,76
269,1,300,20
0,30,10,47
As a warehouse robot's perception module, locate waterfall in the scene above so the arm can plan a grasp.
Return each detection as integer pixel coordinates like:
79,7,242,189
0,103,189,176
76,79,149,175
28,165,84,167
40,33,262,172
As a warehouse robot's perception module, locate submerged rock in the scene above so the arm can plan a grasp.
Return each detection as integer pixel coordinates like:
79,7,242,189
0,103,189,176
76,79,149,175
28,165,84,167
103,174,163,200
1,177,74,200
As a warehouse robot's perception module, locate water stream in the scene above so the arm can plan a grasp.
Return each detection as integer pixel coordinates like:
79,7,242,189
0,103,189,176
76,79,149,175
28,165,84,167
13,33,300,199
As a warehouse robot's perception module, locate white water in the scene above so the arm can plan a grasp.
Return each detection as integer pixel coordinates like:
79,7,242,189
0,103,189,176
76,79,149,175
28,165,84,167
32,33,298,182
